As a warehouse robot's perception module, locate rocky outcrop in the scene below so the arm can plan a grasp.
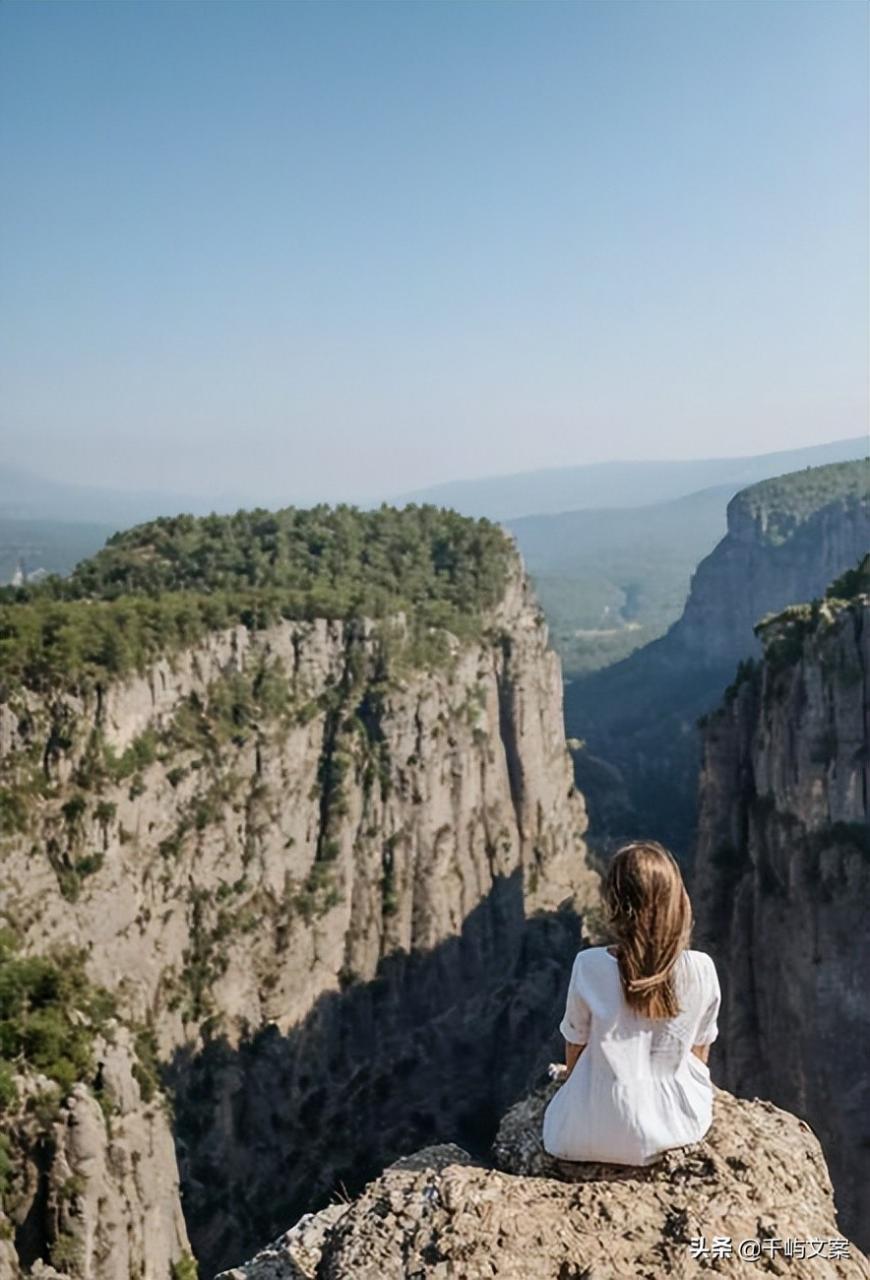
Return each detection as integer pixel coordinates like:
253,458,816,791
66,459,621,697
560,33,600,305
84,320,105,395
0,1031,191,1280
564,459,870,856
0,559,597,1275
694,575,870,1249
217,1081,868,1279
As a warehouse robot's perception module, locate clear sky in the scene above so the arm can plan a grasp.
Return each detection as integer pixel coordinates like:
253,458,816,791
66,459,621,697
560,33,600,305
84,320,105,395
1,0,867,505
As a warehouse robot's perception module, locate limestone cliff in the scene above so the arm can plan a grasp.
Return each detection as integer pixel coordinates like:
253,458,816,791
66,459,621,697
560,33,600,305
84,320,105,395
0,1033,190,1280
215,1081,869,1279
694,559,870,1248
565,458,870,856
1,564,589,1043
0,539,597,1276
674,460,869,663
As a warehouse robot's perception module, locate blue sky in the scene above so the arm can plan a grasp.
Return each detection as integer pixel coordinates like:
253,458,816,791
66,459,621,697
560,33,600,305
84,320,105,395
1,0,867,503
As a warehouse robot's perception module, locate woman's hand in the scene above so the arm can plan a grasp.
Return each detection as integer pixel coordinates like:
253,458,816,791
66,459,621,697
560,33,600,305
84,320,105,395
565,1041,587,1078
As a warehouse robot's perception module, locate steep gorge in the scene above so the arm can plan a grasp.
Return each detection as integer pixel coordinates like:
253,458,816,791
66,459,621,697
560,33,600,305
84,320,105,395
693,558,870,1248
0,511,597,1277
565,459,870,857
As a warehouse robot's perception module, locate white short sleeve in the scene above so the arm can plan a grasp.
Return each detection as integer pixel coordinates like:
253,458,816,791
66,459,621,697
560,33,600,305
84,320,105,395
694,954,721,1046
559,952,591,1045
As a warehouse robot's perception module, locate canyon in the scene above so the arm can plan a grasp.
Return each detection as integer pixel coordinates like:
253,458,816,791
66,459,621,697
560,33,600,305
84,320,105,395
1,480,867,1278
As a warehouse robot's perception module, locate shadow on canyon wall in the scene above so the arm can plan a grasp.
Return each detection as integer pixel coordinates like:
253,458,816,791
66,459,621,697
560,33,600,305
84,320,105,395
167,870,585,1277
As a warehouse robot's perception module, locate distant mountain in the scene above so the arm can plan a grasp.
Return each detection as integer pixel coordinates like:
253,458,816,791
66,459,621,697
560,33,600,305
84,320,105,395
396,436,868,520
0,464,249,526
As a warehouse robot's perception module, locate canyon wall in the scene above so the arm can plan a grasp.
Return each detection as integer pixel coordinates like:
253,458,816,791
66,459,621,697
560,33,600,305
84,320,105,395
0,561,597,1277
565,459,869,856
1,1037,190,1280
674,466,869,663
693,568,870,1246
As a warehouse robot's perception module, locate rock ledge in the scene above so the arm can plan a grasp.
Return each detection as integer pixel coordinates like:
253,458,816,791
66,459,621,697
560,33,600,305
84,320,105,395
218,1084,869,1279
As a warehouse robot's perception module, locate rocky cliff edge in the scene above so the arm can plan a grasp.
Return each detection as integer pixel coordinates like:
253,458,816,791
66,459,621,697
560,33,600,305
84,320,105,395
215,1081,869,1280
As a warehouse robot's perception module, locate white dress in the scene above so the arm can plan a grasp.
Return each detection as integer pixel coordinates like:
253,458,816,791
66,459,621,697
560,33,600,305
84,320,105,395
542,946,721,1165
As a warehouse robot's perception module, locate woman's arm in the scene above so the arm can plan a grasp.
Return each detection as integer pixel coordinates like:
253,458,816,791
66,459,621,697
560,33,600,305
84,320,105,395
565,1040,587,1077
559,952,591,1079
691,955,720,1066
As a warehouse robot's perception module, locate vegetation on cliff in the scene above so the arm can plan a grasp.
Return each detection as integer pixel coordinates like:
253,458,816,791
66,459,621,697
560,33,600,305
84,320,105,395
755,552,870,673
730,458,869,546
826,552,870,603
0,505,512,691
0,929,115,1113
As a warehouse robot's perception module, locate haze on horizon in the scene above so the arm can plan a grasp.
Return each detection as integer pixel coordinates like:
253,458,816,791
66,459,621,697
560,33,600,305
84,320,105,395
1,0,867,507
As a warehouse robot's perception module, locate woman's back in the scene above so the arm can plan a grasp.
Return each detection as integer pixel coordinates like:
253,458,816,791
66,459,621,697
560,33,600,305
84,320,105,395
542,945,721,1165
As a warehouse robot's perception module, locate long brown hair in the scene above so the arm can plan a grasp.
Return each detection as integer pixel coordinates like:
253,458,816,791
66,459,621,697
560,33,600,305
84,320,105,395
603,841,692,1020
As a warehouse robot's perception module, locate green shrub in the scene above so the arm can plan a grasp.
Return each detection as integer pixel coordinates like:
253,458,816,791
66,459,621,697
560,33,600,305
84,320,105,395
0,1061,17,1110
93,800,117,827
293,862,341,922
171,1253,199,1280
0,1132,13,1199
50,1232,84,1270
0,789,29,835
0,934,115,1104
826,553,870,602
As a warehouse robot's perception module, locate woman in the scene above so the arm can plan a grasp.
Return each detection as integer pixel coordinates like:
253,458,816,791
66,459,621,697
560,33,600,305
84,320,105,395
543,840,721,1165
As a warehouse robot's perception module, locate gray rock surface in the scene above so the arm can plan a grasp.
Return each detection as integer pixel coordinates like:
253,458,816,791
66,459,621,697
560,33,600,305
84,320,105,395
1,564,594,1049
674,472,869,664
0,1031,190,1280
695,587,870,1248
218,1083,869,1279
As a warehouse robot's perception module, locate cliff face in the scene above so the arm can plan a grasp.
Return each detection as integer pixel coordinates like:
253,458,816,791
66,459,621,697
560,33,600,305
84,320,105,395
2,565,589,1044
674,470,870,664
694,579,870,1247
0,561,597,1276
0,1036,190,1280
564,459,870,856
216,1082,868,1280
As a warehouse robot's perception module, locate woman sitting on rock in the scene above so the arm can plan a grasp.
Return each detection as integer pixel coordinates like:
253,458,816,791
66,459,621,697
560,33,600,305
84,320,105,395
543,840,721,1165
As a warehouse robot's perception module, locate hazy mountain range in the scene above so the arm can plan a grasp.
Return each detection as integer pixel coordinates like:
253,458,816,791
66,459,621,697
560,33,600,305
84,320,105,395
2,436,865,528
0,464,249,527
2,437,866,665
397,436,867,519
